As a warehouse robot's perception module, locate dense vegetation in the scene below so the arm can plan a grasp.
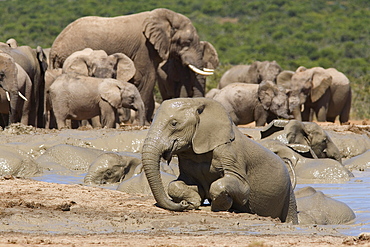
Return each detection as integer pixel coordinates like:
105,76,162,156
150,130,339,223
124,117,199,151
0,0,369,119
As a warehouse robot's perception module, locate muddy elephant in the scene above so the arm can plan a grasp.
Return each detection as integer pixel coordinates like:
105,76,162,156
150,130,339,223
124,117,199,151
84,152,142,184
0,52,32,126
295,186,355,225
261,120,342,162
218,60,282,89
259,139,353,183
157,41,218,100
344,149,370,172
0,43,48,127
0,145,40,177
49,74,145,128
286,66,351,124
141,98,298,223
50,8,214,122
209,81,298,126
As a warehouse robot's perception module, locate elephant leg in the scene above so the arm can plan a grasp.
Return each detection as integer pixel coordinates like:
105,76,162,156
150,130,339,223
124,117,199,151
339,90,351,124
167,180,203,209
209,174,250,212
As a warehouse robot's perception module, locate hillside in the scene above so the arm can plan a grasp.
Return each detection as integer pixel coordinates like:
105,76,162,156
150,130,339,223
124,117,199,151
0,0,368,119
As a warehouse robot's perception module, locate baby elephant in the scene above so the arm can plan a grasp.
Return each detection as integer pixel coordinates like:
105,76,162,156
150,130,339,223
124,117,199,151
49,74,145,128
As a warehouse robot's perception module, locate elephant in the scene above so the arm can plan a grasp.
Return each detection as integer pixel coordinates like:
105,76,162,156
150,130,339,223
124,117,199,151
49,74,146,129
285,66,351,124
343,149,370,172
261,120,342,162
45,48,138,128
157,40,219,100
295,186,355,225
259,139,353,183
218,60,282,89
0,145,40,177
0,52,32,126
327,131,370,159
208,81,298,126
141,98,298,223
50,8,214,122
84,152,142,184
35,144,104,173
62,48,136,82
0,43,48,127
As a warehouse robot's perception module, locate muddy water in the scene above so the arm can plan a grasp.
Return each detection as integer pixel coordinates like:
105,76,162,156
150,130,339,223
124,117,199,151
2,125,369,237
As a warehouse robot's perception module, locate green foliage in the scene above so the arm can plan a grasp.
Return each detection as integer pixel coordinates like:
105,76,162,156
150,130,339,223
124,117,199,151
0,0,368,119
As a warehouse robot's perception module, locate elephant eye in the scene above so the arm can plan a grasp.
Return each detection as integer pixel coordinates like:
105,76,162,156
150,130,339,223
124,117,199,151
170,120,177,127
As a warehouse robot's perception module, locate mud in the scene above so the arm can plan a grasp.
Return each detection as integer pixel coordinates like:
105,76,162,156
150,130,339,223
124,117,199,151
0,122,369,246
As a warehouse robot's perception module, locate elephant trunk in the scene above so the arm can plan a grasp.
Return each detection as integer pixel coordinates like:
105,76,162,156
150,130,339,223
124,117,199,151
134,100,146,126
142,139,188,211
8,91,20,124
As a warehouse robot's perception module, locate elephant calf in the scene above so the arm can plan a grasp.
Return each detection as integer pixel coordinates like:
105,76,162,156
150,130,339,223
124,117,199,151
142,98,298,224
49,74,145,129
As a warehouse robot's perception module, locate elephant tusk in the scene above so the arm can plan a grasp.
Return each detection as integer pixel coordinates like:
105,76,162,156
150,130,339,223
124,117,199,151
203,68,214,72
18,92,28,101
5,91,10,102
301,104,305,112
188,64,214,76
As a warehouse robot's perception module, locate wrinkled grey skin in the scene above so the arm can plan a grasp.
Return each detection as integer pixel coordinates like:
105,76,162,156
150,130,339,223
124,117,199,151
328,131,370,159
344,149,370,172
157,41,219,100
49,74,145,128
288,66,352,124
209,81,297,126
218,60,282,89
295,186,355,225
36,144,104,172
50,8,211,122
259,139,353,183
117,171,177,195
261,120,342,162
0,43,48,127
142,98,297,223
0,145,40,177
0,52,32,126
84,152,142,184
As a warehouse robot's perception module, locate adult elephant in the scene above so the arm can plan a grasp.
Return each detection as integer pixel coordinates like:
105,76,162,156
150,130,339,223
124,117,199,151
0,52,32,126
0,43,48,127
50,8,213,122
218,60,282,89
261,120,342,162
157,41,218,100
141,98,298,223
287,66,351,124
208,81,298,126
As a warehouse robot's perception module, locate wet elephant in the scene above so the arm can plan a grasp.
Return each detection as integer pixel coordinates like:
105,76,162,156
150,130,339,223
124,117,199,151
295,186,355,225
141,98,298,223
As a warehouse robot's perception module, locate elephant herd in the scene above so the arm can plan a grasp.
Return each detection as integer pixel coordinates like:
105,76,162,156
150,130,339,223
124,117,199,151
208,60,352,127
0,8,364,227
0,8,218,129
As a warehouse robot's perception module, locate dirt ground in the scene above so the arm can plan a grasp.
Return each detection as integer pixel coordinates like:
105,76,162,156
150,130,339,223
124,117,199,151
0,120,369,247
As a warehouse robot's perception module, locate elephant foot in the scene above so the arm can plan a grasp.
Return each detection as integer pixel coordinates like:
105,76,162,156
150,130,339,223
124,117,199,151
210,190,233,212
168,181,202,210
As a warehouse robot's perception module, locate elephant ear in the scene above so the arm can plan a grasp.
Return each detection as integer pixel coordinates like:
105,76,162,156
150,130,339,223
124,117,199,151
276,70,294,90
99,79,122,109
111,53,136,82
192,98,235,154
143,8,172,61
258,80,277,110
246,61,262,83
310,69,332,103
200,41,219,69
